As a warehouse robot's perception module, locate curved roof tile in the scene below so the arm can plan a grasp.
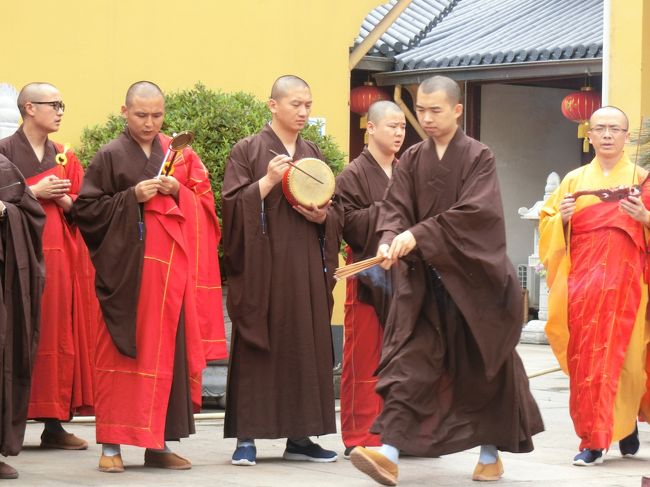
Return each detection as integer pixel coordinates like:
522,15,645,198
357,0,603,69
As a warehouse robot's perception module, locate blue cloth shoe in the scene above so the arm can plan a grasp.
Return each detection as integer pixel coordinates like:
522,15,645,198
231,445,256,466
619,425,640,457
283,439,337,462
572,449,603,466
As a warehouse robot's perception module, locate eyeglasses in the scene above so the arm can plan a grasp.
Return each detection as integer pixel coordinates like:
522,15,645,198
30,101,65,112
589,125,627,135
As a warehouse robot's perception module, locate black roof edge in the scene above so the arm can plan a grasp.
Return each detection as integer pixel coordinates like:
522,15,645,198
373,58,602,86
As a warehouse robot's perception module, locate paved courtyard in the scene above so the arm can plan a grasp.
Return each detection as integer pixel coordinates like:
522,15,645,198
8,344,650,486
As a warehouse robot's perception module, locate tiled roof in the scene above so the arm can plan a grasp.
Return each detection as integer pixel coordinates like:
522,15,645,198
355,0,458,56
357,0,603,70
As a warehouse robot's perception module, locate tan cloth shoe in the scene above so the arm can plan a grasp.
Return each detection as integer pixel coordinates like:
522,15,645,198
0,461,18,479
98,454,125,473
144,450,192,470
40,430,89,450
350,447,398,486
472,457,504,481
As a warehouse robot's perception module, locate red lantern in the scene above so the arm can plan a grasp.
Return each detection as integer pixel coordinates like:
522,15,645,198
561,87,601,152
350,82,390,116
350,82,390,143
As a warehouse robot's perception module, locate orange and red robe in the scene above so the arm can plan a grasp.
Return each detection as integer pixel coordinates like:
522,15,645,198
74,131,226,448
540,154,650,450
0,128,98,419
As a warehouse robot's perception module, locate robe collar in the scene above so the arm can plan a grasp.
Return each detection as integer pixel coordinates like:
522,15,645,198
262,123,312,160
122,128,166,180
419,127,464,219
13,125,58,176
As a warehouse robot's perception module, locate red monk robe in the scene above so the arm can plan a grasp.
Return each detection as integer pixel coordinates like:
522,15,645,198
540,156,650,451
341,249,384,448
74,131,226,448
0,129,98,419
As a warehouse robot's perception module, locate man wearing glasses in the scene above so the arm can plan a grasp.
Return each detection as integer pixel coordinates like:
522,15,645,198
0,83,98,451
540,106,650,466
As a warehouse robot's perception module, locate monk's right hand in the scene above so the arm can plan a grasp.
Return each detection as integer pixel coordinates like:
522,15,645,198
265,155,291,186
377,244,392,270
31,174,71,199
559,193,576,224
259,155,292,199
135,178,161,203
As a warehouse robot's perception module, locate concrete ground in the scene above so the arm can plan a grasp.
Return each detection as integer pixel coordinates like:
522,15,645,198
7,344,650,486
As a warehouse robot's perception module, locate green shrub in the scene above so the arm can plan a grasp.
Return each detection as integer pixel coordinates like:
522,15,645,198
76,83,347,219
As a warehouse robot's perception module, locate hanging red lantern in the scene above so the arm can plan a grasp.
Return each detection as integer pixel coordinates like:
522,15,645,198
561,87,601,152
350,81,390,116
350,82,390,143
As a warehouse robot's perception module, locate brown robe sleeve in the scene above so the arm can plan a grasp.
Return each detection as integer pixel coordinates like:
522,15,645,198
0,155,45,456
221,137,272,351
71,148,144,358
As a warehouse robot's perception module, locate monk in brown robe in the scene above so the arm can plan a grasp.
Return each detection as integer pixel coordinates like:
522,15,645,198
336,101,405,458
0,154,46,479
72,81,227,473
0,82,96,451
350,75,543,486
222,75,338,466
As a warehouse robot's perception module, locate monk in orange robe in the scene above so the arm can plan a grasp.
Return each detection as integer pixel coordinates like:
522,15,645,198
72,81,226,473
0,82,98,451
336,101,406,458
540,106,650,466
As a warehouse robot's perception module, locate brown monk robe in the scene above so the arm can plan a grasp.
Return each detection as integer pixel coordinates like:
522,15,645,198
336,100,404,453
372,129,543,456
222,77,340,470
350,76,542,486
0,154,46,479
222,122,338,440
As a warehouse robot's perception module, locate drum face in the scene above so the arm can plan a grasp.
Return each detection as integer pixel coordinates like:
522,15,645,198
282,157,335,207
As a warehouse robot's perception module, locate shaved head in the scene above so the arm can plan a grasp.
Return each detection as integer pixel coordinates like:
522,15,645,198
368,101,403,124
589,105,629,130
419,75,461,105
17,82,59,117
125,81,164,107
270,75,310,101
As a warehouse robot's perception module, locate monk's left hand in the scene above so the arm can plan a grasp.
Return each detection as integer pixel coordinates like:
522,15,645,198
157,175,180,196
294,201,331,224
53,194,73,212
620,195,650,225
387,230,417,260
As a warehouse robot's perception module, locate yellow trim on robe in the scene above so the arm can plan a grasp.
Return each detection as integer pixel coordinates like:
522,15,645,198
539,153,649,441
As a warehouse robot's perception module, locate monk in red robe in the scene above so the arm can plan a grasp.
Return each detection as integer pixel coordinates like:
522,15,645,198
0,154,46,479
222,75,339,466
540,106,650,466
0,82,98,451
72,81,226,473
350,76,543,486
336,101,405,458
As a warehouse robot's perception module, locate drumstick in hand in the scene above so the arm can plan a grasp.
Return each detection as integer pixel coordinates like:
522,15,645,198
268,149,324,185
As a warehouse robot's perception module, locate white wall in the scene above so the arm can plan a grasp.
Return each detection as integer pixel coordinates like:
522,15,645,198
480,83,581,270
